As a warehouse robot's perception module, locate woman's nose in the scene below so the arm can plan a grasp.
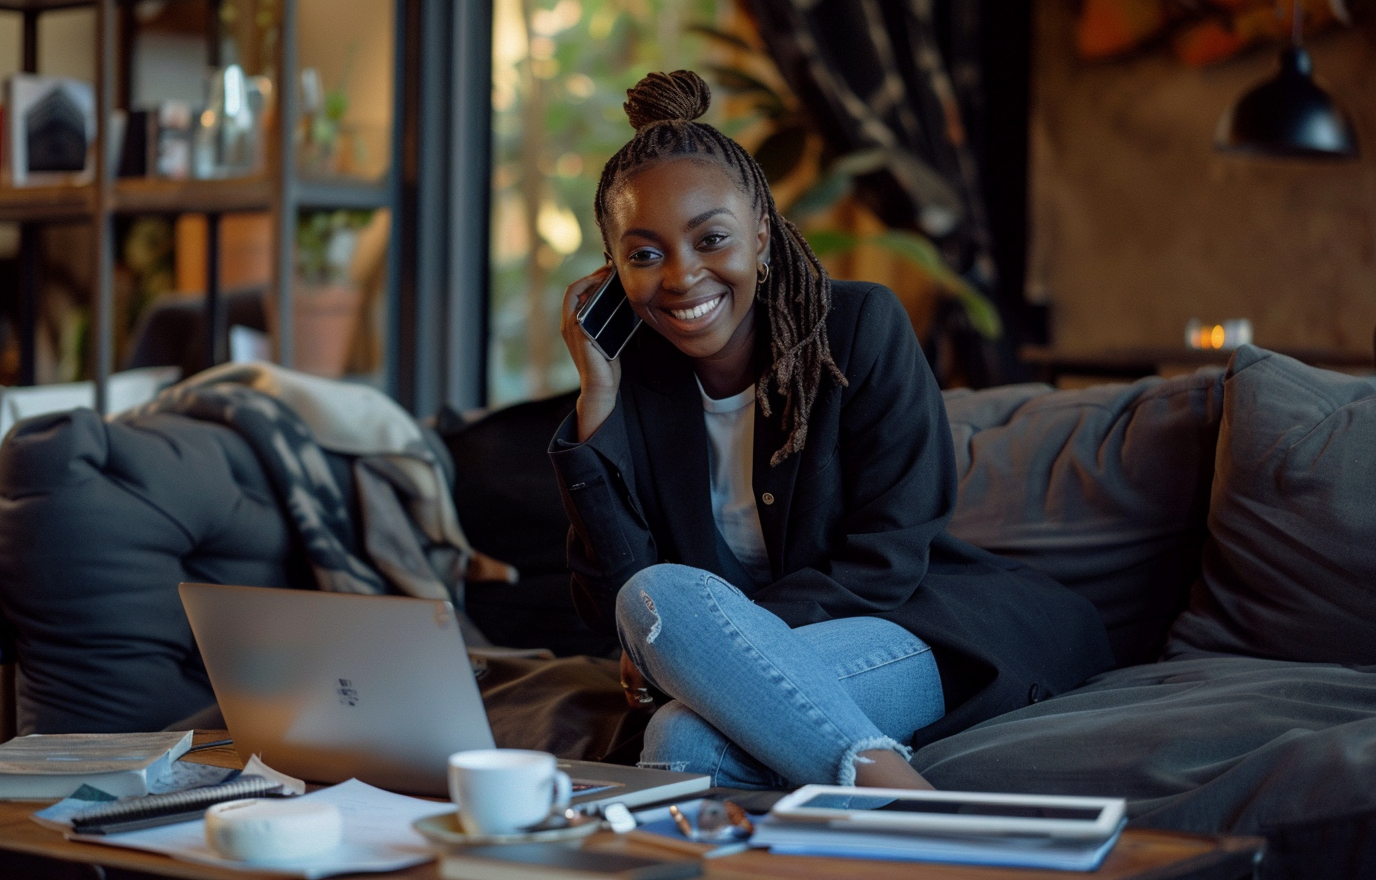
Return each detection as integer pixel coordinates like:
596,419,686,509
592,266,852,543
661,251,703,293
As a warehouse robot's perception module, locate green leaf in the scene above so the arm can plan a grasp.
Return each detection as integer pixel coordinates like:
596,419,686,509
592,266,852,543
323,91,348,121
805,229,1001,339
827,148,893,177
802,229,861,256
684,23,755,53
866,230,952,279
867,231,1001,338
753,124,809,184
745,90,788,120
951,286,1003,339
703,65,779,100
787,170,852,222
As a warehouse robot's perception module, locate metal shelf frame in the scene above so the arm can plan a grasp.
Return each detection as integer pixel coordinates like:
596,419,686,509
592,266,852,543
0,0,470,412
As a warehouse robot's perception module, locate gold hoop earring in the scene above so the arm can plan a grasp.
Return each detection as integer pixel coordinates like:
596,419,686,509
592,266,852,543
757,262,770,285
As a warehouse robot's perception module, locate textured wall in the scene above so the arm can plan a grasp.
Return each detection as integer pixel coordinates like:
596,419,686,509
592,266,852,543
1029,2,1376,356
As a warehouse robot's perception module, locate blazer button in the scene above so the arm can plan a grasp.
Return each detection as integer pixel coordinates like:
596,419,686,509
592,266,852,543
1027,684,1043,704
761,492,775,505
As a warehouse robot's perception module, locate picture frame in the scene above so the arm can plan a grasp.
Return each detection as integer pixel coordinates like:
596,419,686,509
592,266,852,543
3,74,96,187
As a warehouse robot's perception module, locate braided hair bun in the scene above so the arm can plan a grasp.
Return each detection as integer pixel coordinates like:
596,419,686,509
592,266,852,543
623,70,711,131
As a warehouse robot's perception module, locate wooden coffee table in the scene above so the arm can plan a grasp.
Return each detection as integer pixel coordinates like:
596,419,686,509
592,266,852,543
0,732,1263,880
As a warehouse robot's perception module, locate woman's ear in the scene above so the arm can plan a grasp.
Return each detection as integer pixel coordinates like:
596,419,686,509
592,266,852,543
755,213,771,263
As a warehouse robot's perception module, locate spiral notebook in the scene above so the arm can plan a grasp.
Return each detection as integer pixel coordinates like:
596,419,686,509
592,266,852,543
67,774,286,835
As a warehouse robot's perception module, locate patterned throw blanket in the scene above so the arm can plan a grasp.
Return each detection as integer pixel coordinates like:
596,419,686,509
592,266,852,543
121,362,515,647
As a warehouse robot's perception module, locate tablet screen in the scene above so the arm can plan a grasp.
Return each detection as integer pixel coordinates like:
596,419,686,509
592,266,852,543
792,793,1104,822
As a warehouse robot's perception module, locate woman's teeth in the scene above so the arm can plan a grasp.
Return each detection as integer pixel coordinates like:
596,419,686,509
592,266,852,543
670,296,722,321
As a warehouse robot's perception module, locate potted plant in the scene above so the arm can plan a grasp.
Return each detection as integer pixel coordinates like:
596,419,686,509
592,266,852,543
279,209,373,378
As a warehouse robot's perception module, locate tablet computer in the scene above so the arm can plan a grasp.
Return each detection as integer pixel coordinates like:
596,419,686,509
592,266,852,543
768,786,1126,840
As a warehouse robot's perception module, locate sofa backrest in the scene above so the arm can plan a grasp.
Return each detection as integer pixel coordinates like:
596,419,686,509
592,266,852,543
943,370,1226,667
0,369,1230,734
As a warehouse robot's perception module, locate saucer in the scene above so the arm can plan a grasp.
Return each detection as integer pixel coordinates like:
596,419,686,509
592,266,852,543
412,810,602,851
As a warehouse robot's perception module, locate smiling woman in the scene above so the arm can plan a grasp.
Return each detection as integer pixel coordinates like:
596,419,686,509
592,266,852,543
487,0,730,405
546,70,1115,793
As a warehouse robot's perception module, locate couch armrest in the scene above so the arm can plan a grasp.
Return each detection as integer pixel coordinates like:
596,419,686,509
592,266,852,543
0,409,307,734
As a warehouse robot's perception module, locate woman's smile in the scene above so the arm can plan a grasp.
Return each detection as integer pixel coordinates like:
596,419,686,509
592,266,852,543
665,293,725,324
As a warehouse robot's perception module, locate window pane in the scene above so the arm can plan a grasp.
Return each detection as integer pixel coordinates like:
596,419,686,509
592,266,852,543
488,0,727,405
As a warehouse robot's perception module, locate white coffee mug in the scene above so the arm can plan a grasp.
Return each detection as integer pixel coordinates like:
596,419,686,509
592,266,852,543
448,748,572,835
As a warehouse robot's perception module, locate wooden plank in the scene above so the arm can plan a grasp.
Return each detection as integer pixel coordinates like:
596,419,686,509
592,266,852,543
0,0,93,11
0,730,1266,880
592,827,1263,880
111,177,275,215
0,184,96,222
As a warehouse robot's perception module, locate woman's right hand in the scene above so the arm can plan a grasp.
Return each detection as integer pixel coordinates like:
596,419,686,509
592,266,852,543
561,267,622,442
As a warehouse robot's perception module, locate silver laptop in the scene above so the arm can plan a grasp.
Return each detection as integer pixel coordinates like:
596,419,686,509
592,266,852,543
179,582,709,806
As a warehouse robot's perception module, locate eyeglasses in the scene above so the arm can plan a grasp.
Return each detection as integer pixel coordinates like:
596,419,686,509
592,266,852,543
669,799,754,842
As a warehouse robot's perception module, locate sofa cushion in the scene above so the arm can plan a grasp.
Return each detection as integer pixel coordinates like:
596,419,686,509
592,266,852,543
914,656,1376,837
0,409,311,734
1165,346,1376,664
943,372,1224,667
442,391,618,658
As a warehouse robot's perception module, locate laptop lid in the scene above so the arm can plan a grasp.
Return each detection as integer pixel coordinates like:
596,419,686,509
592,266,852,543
180,582,494,796
180,583,709,806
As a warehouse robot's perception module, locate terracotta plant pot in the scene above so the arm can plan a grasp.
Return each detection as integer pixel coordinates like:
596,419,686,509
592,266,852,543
269,281,364,378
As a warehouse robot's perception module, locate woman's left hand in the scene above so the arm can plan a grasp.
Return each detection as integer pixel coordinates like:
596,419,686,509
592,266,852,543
620,652,655,710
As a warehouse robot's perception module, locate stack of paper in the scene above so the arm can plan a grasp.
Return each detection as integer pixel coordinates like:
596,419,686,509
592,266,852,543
64,779,442,879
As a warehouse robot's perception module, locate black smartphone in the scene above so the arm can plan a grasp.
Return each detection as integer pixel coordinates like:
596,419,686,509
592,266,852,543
576,270,642,361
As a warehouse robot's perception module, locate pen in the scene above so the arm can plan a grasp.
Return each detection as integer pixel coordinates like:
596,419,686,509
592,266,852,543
186,739,234,753
668,804,694,838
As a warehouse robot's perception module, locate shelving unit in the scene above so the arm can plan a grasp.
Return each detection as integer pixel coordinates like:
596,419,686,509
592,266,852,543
0,0,405,408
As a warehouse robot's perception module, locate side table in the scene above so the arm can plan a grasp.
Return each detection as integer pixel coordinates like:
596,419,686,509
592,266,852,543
0,731,1264,880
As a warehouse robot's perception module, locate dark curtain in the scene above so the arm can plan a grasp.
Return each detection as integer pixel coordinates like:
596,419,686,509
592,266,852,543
742,0,1035,386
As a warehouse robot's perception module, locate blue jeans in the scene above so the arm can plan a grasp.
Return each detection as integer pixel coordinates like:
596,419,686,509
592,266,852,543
615,563,944,789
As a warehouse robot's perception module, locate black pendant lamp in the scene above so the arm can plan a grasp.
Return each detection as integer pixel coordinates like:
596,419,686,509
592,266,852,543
1214,3,1359,159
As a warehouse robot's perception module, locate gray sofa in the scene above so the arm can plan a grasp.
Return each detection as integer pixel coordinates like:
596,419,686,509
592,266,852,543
1,344,1374,878
925,345,1376,878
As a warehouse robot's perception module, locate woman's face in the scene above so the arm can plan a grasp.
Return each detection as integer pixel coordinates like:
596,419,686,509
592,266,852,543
604,157,769,392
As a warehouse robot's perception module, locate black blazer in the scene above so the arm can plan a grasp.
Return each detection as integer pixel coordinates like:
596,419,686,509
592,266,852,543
550,281,1113,747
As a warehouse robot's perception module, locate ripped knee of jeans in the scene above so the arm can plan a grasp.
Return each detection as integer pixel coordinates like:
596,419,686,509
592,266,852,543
615,575,664,645
837,736,914,786
639,589,661,643
637,760,691,774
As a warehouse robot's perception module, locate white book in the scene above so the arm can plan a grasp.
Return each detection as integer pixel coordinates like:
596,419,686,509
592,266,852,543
0,730,192,800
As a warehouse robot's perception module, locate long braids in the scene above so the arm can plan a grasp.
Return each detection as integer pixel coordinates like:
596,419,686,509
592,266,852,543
595,70,846,466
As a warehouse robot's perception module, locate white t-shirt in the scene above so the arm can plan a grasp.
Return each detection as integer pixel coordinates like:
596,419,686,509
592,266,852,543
698,380,772,585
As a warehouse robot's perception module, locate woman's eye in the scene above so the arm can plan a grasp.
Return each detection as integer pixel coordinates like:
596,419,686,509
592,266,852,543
699,233,728,249
626,249,659,265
